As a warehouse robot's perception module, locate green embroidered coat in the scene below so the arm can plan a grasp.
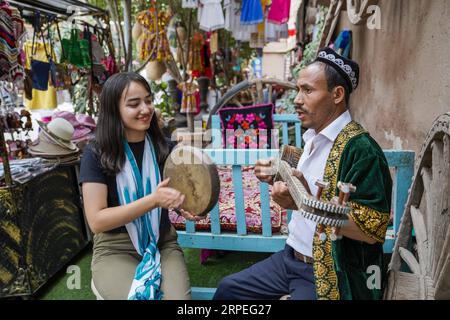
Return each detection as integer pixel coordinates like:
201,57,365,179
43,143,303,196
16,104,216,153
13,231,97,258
312,121,392,300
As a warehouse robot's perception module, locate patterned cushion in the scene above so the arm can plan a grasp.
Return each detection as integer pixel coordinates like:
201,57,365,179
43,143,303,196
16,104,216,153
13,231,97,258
169,165,286,233
219,103,274,149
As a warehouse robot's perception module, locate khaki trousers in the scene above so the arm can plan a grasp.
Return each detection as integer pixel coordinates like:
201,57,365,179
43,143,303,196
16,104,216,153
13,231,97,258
91,226,191,300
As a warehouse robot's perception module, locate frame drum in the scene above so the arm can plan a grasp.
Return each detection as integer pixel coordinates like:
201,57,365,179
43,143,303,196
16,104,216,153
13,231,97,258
163,146,220,216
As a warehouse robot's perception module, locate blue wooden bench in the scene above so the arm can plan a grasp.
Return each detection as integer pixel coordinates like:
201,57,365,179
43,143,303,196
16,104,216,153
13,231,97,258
177,115,415,299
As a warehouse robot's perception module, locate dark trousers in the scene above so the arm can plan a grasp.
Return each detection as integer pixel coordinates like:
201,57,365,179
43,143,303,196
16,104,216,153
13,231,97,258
213,245,316,300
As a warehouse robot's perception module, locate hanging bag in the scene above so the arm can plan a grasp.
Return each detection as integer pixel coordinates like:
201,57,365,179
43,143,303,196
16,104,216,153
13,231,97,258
55,23,72,89
23,68,33,99
47,22,69,89
90,26,105,63
30,13,51,91
79,25,92,67
61,25,91,68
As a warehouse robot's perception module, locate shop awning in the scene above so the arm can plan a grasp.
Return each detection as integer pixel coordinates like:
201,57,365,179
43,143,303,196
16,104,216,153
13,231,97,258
7,0,105,18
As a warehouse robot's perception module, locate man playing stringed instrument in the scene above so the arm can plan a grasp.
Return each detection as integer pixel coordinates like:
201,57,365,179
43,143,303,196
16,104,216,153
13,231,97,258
214,48,393,300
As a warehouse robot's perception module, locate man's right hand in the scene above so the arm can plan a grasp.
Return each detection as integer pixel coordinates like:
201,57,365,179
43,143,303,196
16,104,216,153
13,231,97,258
271,181,298,210
255,158,275,185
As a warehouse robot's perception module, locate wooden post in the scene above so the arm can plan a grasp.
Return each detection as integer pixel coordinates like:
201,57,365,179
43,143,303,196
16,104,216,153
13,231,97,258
0,130,12,187
317,0,344,52
122,0,132,71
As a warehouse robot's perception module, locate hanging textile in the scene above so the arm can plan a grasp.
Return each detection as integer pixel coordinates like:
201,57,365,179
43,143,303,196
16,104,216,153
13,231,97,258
178,80,198,114
265,19,288,42
136,8,171,61
23,41,57,110
333,29,352,58
267,0,291,25
224,0,257,42
189,32,204,77
287,0,302,45
182,0,198,8
250,0,271,48
0,1,25,82
240,0,264,25
198,0,225,32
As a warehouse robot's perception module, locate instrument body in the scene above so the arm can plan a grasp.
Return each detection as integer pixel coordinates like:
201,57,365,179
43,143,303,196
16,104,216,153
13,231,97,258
270,145,353,240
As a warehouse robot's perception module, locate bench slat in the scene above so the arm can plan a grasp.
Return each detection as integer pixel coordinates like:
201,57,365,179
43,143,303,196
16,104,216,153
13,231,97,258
206,149,279,165
295,122,302,148
177,231,287,252
232,165,247,236
210,202,221,235
259,182,272,237
186,220,195,233
282,122,289,146
191,287,216,300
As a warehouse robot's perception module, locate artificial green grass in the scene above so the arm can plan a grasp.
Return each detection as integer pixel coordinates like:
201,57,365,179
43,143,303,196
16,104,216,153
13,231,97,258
37,246,96,300
183,249,271,288
37,247,270,300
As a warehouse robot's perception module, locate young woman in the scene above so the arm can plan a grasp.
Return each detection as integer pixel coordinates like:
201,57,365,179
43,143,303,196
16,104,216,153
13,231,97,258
80,72,197,300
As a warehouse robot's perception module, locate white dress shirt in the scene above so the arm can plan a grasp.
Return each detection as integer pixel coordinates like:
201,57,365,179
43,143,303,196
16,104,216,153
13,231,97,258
286,110,352,257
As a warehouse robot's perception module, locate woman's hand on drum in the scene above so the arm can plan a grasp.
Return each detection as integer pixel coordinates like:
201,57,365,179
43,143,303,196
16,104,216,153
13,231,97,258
255,158,275,185
153,178,185,210
176,208,204,222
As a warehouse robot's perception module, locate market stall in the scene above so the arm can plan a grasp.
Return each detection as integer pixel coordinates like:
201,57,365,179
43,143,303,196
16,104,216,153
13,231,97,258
0,0,113,298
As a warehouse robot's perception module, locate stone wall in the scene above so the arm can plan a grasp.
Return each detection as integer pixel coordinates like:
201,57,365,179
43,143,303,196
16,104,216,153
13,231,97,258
338,0,450,153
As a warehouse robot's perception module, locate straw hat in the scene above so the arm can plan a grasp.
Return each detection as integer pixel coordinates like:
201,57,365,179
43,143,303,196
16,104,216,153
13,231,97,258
37,118,77,151
29,131,79,156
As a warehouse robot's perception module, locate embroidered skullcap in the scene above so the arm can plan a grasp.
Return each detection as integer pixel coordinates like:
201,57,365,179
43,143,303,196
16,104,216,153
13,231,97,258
314,47,359,93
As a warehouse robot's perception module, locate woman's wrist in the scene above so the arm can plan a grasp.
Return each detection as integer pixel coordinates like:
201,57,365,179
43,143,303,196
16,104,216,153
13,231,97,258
143,193,158,212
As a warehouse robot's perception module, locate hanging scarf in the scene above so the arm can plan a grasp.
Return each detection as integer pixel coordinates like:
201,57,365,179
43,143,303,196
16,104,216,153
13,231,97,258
116,134,163,300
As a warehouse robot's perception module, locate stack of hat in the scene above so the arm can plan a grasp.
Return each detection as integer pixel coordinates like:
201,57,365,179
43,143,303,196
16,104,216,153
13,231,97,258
51,111,96,148
28,118,80,165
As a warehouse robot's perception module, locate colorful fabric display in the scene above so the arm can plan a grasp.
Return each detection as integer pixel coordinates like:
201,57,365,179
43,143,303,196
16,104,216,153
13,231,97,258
0,1,25,82
267,0,291,24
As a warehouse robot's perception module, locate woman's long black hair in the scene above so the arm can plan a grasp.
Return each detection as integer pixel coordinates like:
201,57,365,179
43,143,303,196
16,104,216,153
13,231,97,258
93,72,169,175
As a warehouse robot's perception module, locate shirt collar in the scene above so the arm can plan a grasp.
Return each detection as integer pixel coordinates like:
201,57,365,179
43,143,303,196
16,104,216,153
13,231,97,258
302,110,352,143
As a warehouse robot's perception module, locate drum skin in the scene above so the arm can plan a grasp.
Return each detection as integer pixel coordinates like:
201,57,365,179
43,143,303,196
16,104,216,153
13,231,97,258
163,146,220,216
